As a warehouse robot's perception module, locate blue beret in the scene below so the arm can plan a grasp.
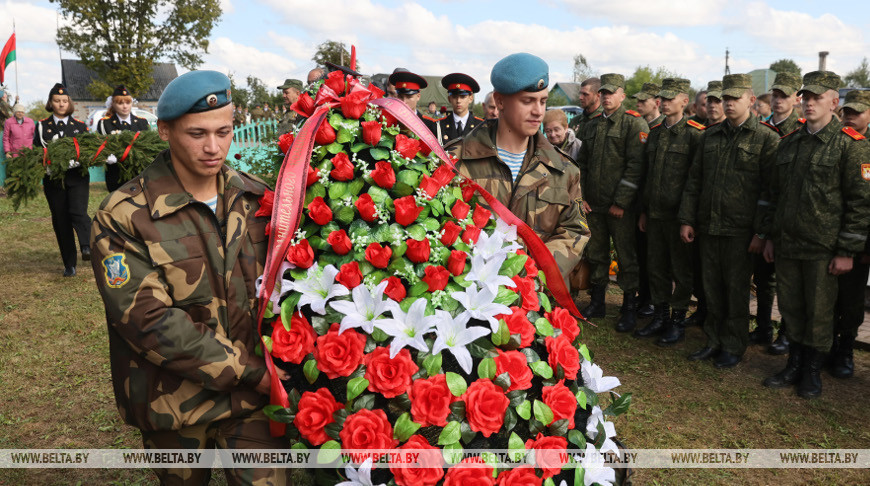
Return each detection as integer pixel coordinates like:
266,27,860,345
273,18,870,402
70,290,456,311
157,70,232,121
490,53,549,95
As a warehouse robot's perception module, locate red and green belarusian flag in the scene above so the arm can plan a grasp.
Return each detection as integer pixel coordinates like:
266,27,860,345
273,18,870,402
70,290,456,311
0,33,15,85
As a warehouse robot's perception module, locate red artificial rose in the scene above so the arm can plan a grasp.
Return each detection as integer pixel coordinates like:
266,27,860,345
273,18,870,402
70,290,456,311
291,92,315,118
461,182,476,202
327,229,352,255
370,160,396,189
462,379,510,437
364,347,419,398
546,307,580,343
451,199,471,220
324,70,346,95
355,193,378,222
340,90,369,119
271,313,316,364
496,306,535,347
432,164,455,186
542,380,578,428
518,250,538,276
255,189,274,218
418,141,432,157
306,164,320,187
493,350,533,391
383,276,407,301
361,120,382,146
511,275,539,311
443,457,495,486
382,110,399,128
365,242,392,269
278,132,294,154
329,152,354,181
524,433,568,479
447,250,467,276
395,133,421,159
294,388,343,446
307,196,333,225
472,204,492,228
368,83,385,99
408,374,455,427
391,435,445,486
314,323,367,379
422,265,449,292
336,261,363,289
462,225,481,244
495,466,542,486
315,119,337,145
286,239,315,269
406,238,431,263
418,175,442,199
440,221,462,245
546,335,580,380
394,196,424,226
339,409,397,462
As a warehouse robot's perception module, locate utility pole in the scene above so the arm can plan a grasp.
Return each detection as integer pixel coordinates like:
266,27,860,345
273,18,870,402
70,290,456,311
819,51,829,71
725,48,731,75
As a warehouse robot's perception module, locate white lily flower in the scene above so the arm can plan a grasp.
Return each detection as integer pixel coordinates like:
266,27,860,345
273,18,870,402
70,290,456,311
494,216,519,242
471,230,510,261
377,298,438,358
336,458,385,486
329,280,391,334
452,285,511,332
255,261,294,314
581,360,621,394
576,443,616,486
586,406,620,456
432,311,491,374
465,252,516,295
287,264,349,315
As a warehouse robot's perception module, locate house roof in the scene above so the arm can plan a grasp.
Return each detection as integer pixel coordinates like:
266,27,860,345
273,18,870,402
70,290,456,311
60,59,179,101
552,82,582,104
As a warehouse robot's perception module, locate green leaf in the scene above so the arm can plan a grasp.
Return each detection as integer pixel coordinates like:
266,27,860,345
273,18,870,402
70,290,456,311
491,320,510,346
445,372,467,397
421,218,441,232
530,361,554,379
549,418,569,436
368,185,390,204
351,142,368,153
335,206,355,225
508,431,525,451
437,421,461,445
442,442,463,465
459,420,477,444
303,359,319,384
370,147,390,160
397,169,421,187
409,281,429,297
503,406,518,433
353,393,376,412
477,357,496,379
494,286,519,306
534,317,555,337
539,292,552,312
317,440,341,464
423,353,442,377
347,377,369,401
506,390,527,407
538,270,547,286
393,181,415,197
262,404,294,423
449,401,466,421
337,128,353,144
516,400,531,420
493,372,512,392
533,400,554,426
393,412,422,442
568,429,587,448
499,253,528,277
544,478,556,486
576,389,588,409
579,343,592,363
326,142,344,154
347,177,365,196
328,181,348,200
405,224,426,240
520,347,542,363
280,295,298,328
605,392,632,417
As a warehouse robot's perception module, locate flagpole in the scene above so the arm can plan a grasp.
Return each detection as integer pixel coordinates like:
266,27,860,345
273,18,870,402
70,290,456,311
13,19,18,100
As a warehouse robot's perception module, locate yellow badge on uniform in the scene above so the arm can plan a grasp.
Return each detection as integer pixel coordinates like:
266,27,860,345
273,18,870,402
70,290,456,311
862,164,870,181
639,132,648,144
102,253,130,288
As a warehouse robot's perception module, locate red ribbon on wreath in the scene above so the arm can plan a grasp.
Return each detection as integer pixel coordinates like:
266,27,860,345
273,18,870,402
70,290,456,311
92,139,108,163
120,131,141,162
73,137,80,160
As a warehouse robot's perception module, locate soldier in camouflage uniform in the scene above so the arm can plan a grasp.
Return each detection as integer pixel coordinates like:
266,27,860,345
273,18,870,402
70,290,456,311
634,82,665,127
679,73,779,369
635,78,704,345
688,90,708,126
277,78,303,134
569,77,604,136
90,71,290,485
762,72,870,398
448,53,589,289
576,73,649,332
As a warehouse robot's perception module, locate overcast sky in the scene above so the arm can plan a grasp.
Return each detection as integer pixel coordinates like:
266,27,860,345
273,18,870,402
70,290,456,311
3,0,869,107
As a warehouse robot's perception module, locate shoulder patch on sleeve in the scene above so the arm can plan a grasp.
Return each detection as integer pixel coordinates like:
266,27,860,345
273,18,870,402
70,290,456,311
687,119,706,130
798,118,806,124
625,109,641,117
639,131,649,143
843,126,866,141
101,253,130,289
862,164,870,181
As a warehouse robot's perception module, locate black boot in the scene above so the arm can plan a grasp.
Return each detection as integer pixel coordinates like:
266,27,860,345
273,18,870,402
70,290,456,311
582,284,607,318
749,312,773,345
637,293,654,318
798,346,825,399
658,309,687,346
767,323,789,355
683,302,706,327
830,335,855,379
634,303,669,337
615,292,638,332
763,343,802,388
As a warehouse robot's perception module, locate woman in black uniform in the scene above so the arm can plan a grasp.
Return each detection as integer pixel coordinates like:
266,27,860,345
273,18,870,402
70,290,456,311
95,85,150,191
33,83,90,277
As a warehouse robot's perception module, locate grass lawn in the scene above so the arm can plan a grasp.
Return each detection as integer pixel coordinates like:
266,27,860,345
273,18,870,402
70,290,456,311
0,185,868,485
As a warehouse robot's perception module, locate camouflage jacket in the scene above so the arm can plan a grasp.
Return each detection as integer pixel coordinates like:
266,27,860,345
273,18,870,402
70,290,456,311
576,109,649,212
679,116,779,236
447,120,590,287
765,119,870,259
568,104,603,141
90,150,271,432
642,116,705,219
763,110,804,137
276,109,297,135
646,113,665,129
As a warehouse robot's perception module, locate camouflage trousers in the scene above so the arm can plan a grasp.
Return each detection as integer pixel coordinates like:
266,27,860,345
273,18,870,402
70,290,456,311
646,218,693,310
699,233,753,355
775,257,837,352
587,210,639,292
752,253,777,322
835,260,870,338
140,409,290,486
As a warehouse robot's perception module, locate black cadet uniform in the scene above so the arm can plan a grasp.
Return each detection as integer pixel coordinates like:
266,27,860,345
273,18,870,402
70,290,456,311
437,73,484,145
97,85,151,192
389,70,438,135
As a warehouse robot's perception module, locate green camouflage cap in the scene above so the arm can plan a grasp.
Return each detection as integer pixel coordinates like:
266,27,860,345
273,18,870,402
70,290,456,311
633,82,660,100
770,72,801,97
722,73,753,98
658,78,691,99
842,89,870,113
277,78,304,91
599,73,625,93
706,80,723,100
799,71,841,96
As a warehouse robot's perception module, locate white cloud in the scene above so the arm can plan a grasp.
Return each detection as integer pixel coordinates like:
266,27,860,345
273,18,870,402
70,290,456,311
559,0,727,26
739,3,864,57
200,37,297,92
220,0,234,14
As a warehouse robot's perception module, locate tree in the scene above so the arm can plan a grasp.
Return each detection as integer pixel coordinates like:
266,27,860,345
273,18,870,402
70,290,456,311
25,100,49,122
573,53,595,83
624,65,681,98
52,0,222,98
312,40,360,71
546,92,570,108
769,59,801,77
845,57,870,88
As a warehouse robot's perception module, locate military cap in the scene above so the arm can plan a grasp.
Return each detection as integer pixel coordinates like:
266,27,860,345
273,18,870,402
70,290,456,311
442,73,480,95
156,70,232,121
389,71,428,95
49,83,67,97
770,72,801,97
799,71,842,96
599,73,625,93
842,89,870,113
722,73,753,98
112,85,131,97
658,78,691,99
490,53,549,94
706,80,723,100
633,82,660,100
278,78,303,91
